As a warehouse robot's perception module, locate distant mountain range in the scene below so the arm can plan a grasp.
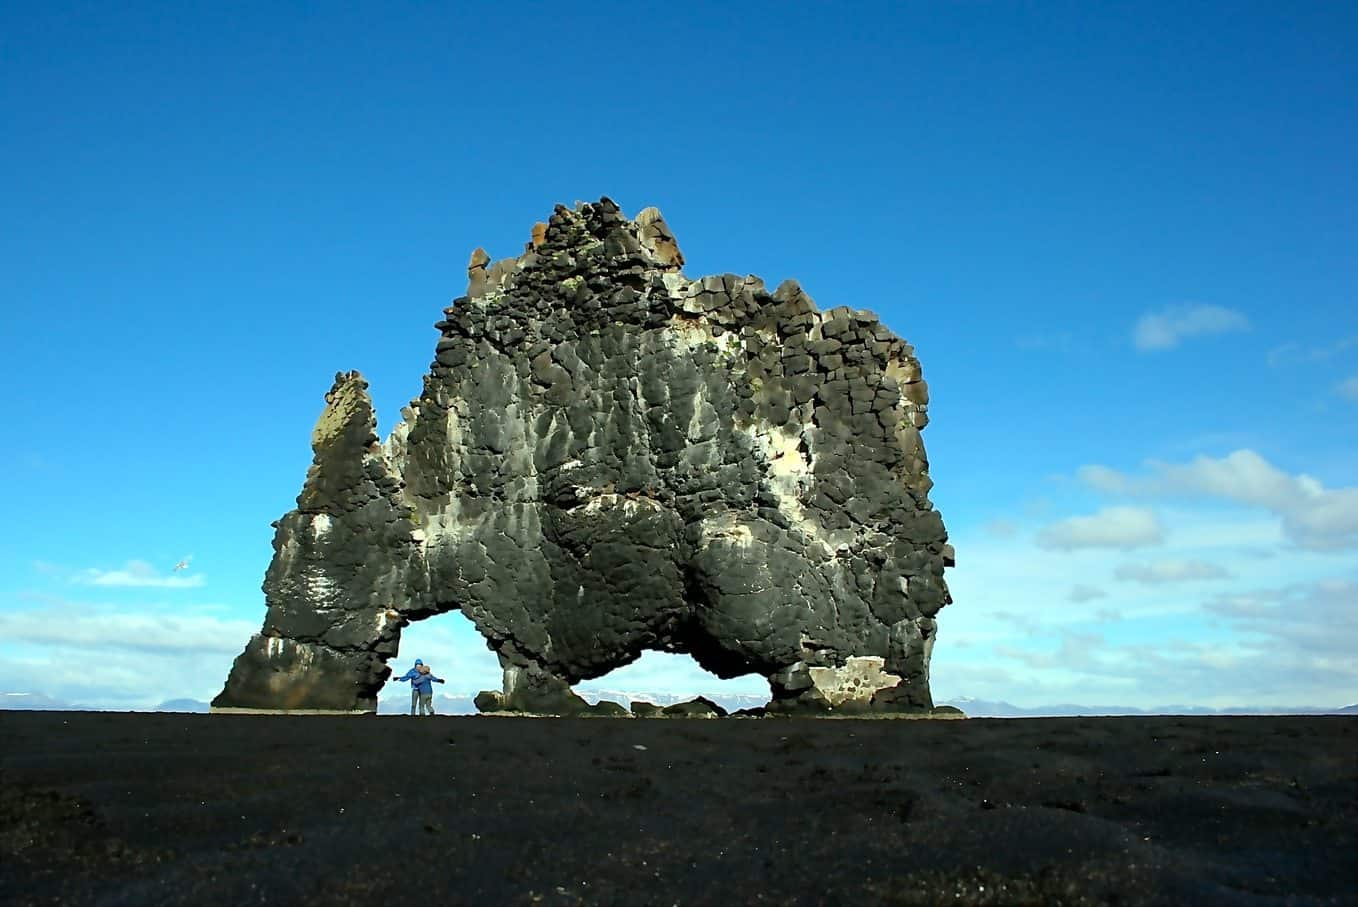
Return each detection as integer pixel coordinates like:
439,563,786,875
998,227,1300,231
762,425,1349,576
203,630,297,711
3,691,1355,717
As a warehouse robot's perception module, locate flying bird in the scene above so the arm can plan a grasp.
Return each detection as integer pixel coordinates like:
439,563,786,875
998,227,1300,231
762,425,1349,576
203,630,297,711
173,557,192,572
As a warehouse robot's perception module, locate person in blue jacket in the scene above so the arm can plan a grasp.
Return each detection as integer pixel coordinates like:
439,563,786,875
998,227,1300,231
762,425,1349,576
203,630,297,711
393,658,427,716
409,663,446,716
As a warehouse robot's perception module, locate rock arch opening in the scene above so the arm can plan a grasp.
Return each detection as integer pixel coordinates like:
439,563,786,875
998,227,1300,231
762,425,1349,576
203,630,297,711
575,651,770,715
377,609,502,715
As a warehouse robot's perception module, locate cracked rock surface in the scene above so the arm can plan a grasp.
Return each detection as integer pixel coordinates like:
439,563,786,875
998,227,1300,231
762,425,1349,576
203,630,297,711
213,198,952,715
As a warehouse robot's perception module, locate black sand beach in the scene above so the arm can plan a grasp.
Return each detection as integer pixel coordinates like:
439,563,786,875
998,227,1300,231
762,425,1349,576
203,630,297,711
2,712,1354,905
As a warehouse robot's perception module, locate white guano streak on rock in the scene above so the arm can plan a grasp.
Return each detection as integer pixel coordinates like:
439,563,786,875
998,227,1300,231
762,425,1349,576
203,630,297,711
742,422,852,549
272,638,318,666
666,317,717,354
578,493,662,517
698,512,756,547
661,272,691,299
375,605,405,636
300,566,340,610
655,275,853,550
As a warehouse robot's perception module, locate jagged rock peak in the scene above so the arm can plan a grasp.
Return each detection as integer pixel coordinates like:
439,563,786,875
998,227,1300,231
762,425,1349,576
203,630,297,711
459,198,685,304
214,197,953,717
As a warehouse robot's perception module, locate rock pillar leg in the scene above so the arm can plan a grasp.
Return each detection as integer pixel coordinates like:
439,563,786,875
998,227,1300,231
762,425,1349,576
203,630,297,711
475,659,590,715
212,634,390,713
212,372,419,713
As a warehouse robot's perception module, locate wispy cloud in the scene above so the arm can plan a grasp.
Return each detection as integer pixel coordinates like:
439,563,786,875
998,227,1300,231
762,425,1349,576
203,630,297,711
1068,584,1106,603
1133,303,1250,352
1078,449,1358,550
1204,578,1358,658
982,519,1019,538
1336,376,1358,401
0,605,260,709
959,591,1358,709
0,609,252,655
72,560,205,589
1113,559,1231,584
1035,506,1164,550
1267,336,1358,368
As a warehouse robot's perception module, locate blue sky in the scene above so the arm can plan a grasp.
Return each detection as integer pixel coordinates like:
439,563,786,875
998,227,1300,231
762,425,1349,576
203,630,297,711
3,1,1355,710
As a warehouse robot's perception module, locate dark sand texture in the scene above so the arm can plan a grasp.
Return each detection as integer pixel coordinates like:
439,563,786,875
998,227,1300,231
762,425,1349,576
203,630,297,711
2,713,1354,906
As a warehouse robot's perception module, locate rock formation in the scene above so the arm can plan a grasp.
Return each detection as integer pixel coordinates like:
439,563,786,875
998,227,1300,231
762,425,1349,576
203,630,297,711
212,198,953,716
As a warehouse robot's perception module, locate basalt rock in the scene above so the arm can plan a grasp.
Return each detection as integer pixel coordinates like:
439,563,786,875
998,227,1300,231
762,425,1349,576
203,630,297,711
212,198,952,716
662,697,728,719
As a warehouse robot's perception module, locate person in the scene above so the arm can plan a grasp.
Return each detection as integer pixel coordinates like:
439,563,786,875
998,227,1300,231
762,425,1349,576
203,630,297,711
393,658,427,716
410,663,446,716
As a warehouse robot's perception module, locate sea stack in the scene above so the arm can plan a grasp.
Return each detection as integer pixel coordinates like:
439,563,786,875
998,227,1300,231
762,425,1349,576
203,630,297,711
213,198,953,715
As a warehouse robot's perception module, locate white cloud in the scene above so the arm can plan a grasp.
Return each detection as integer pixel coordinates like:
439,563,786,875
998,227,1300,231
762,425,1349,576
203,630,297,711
1113,559,1231,584
0,605,261,709
1068,584,1106,603
1078,449,1358,550
942,594,1358,710
0,610,254,655
1267,336,1358,368
1133,303,1250,351
1035,506,1164,550
937,502,1358,708
982,519,1019,538
1336,376,1358,401
75,560,205,589
1204,578,1358,658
